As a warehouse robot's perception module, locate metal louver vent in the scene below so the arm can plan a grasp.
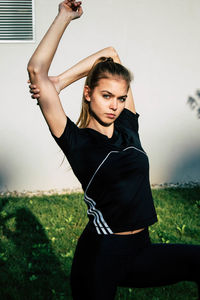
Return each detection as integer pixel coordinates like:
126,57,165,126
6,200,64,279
0,0,34,42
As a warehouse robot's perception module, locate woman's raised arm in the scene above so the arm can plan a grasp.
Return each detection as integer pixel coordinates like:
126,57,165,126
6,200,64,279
29,46,136,114
29,47,120,97
27,1,83,138
58,47,136,114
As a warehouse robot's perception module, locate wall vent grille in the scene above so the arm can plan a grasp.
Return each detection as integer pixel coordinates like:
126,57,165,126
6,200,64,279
0,0,34,42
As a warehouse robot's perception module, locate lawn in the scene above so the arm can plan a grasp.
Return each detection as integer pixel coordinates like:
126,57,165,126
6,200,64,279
0,186,199,299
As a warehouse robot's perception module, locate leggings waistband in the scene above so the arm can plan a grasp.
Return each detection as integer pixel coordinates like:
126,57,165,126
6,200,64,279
79,225,151,256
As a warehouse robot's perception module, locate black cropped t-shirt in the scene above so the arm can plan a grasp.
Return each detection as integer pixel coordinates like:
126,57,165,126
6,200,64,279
50,108,158,234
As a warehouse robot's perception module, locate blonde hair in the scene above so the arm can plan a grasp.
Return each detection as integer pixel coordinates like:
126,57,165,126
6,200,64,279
76,57,133,128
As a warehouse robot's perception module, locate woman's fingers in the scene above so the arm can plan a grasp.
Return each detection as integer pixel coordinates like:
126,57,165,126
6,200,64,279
28,83,39,91
76,4,83,16
66,0,81,5
72,2,83,18
68,0,82,11
29,84,36,89
30,88,40,93
28,82,40,99
30,90,40,99
59,0,83,19
31,94,40,99
29,86,40,93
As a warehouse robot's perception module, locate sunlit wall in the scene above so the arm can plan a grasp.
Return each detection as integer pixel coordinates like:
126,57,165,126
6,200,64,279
0,0,200,192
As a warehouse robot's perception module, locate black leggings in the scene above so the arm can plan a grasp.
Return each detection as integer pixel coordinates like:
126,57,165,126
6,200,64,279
70,225,200,300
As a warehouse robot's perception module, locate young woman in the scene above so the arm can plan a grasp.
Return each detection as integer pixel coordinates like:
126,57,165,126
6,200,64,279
27,1,200,299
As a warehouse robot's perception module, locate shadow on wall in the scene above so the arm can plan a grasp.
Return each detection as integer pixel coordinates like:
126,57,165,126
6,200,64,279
0,156,14,193
187,89,200,119
0,160,10,193
167,148,200,185
0,199,70,299
0,172,8,192
165,91,200,184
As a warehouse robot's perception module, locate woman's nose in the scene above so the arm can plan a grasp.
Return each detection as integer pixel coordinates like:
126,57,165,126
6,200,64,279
109,98,118,110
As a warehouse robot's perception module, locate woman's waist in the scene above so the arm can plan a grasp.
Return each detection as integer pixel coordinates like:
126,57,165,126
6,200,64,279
84,221,149,237
79,223,151,255
113,227,145,235
85,214,157,236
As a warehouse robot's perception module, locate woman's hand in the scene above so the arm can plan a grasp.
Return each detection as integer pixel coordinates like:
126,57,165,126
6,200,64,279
28,76,61,99
58,0,83,21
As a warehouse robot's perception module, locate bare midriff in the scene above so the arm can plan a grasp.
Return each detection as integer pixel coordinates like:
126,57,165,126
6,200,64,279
114,227,145,235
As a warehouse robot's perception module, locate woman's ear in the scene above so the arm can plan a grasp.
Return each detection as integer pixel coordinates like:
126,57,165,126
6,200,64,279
84,85,91,102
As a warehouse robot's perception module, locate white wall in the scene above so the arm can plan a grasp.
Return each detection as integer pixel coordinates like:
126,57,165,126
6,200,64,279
1,0,200,192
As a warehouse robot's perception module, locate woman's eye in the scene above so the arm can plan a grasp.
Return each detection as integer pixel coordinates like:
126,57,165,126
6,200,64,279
103,94,110,99
119,97,126,102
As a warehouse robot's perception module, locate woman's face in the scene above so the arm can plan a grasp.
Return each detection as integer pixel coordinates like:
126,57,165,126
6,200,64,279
84,77,128,127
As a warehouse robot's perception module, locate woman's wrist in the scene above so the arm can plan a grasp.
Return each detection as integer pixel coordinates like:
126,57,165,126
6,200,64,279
56,9,73,25
58,70,81,91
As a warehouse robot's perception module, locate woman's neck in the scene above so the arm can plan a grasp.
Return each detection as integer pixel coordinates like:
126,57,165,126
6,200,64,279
86,119,114,138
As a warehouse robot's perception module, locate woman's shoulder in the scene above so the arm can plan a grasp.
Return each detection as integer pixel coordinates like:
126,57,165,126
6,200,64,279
118,108,139,119
115,108,140,132
50,115,103,154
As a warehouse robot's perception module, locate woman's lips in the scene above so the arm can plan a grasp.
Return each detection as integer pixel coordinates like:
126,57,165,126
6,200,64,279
105,113,116,119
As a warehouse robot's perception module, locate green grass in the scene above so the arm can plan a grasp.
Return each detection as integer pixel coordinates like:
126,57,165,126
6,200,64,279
0,186,199,299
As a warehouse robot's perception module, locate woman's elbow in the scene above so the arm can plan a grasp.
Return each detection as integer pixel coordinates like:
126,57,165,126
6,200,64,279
107,46,120,62
27,60,43,74
27,65,38,84
27,63,45,82
109,46,117,55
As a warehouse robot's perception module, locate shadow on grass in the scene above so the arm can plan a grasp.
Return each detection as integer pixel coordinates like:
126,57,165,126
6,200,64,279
0,198,69,300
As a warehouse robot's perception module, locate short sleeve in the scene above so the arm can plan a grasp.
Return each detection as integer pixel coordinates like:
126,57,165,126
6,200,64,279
49,116,79,155
116,108,140,132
